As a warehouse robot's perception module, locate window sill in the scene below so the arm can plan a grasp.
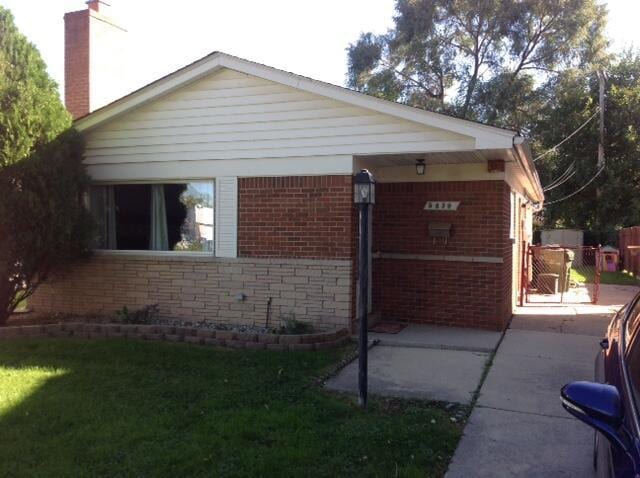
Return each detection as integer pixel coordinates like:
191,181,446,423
94,249,215,259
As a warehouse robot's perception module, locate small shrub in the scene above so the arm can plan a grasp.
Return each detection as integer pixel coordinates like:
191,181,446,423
114,304,159,324
277,314,314,335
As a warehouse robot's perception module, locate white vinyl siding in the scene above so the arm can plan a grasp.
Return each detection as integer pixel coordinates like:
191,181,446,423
215,176,238,258
83,68,473,171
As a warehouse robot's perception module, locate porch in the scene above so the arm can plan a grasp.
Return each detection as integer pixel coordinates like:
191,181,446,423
354,148,535,331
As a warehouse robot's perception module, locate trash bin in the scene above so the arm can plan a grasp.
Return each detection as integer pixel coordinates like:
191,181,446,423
537,248,574,293
538,273,559,294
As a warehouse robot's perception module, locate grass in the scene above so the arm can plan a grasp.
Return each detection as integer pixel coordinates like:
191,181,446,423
570,267,639,286
0,339,462,477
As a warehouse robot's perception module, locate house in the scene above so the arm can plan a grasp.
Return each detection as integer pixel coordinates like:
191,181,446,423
28,2,544,331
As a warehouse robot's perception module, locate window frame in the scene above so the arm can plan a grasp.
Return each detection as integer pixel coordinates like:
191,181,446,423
509,190,518,241
89,179,216,257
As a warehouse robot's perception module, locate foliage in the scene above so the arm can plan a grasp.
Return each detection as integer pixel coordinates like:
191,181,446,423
570,267,639,286
0,340,463,477
534,52,640,244
114,304,160,324
0,6,94,324
347,0,607,130
277,314,314,335
0,7,70,169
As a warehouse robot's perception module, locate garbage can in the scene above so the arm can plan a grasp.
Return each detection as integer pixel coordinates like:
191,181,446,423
538,248,574,293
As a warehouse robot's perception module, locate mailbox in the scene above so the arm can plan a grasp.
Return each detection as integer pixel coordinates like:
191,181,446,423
429,222,451,244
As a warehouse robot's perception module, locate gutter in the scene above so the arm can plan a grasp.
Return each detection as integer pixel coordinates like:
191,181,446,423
512,135,544,210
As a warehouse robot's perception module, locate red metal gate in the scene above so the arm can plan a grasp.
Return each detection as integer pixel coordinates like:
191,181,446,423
520,244,601,305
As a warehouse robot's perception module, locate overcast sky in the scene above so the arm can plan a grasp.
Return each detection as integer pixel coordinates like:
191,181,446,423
3,0,639,99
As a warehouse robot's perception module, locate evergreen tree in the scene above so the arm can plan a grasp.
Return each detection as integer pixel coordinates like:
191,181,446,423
0,6,93,323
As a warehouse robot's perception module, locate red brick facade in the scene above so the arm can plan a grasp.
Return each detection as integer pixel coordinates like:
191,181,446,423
64,9,90,119
371,181,513,330
238,176,354,260
27,173,515,331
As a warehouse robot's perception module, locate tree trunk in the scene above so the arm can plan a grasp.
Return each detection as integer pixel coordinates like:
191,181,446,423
0,276,15,326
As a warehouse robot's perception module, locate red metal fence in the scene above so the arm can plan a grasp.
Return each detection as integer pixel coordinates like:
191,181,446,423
619,226,640,277
520,244,601,305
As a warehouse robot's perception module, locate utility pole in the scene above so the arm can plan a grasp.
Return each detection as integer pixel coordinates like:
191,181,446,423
596,70,606,200
597,70,606,170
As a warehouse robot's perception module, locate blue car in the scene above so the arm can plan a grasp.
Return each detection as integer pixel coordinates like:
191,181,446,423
562,291,640,477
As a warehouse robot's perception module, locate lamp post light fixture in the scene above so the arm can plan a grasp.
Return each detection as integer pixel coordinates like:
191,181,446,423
416,159,426,176
353,169,375,408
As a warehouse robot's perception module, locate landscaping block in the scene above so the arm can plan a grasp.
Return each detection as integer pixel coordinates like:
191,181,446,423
196,329,215,339
159,325,175,335
20,325,44,337
165,334,182,342
175,327,195,337
278,335,301,345
204,338,224,347
226,340,246,349
245,342,266,350
289,343,314,351
119,324,137,335
299,334,319,344
216,330,236,341
257,334,278,344
266,344,288,352
184,336,203,345
235,333,258,343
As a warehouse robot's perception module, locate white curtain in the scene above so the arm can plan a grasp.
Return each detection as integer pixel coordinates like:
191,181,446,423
150,184,169,250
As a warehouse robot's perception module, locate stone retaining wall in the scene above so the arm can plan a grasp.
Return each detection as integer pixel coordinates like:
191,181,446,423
27,255,353,330
0,323,351,351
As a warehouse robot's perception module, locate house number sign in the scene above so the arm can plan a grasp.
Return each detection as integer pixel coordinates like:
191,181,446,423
424,201,460,211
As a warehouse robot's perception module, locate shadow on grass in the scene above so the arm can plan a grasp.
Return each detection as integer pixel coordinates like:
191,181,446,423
0,339,461,478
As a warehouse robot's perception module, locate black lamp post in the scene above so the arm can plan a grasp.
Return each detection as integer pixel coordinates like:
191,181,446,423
353,169,375,408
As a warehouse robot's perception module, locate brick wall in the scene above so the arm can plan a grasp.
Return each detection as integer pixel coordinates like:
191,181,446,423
28,255,352,330
238,176,354,259
371,180,513,330
64,9,90,119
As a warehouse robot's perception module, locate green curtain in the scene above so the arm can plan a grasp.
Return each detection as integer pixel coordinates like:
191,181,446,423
105,186,117,250
150,184,169,251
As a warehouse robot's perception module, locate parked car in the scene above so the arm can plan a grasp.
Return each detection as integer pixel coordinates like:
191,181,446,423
561,291,640,477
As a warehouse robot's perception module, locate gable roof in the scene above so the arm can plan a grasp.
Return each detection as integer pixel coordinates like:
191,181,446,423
75,51,543,201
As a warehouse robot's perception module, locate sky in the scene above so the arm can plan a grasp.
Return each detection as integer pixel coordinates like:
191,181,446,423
2,0,639,100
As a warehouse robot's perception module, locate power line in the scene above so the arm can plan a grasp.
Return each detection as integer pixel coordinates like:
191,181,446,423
544,169,576,192
543,166,605,206
543,161,575,191
533,108,600,163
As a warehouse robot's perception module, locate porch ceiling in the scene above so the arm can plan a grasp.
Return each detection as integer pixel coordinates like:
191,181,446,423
355,148,516,168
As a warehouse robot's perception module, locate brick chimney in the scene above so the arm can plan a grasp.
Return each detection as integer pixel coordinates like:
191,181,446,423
64,1,127,118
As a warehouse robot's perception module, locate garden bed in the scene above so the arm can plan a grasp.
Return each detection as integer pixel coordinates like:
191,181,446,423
0,322,350,351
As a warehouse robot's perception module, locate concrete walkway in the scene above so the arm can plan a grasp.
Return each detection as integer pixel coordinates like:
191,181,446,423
446,284,639,478
325,324,501,405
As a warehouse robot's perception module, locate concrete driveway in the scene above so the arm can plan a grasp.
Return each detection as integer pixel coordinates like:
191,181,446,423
446,284,639,478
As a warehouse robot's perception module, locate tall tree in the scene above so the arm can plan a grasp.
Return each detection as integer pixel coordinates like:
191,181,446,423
347,0,607,130
533,52,640,244
0,6,93,323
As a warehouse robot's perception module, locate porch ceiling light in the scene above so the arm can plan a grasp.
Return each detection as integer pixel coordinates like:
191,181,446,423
416,159,426,176
354,169,375,205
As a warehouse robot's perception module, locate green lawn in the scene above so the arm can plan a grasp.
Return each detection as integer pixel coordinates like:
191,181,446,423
0,340,462,477
570,267,639,286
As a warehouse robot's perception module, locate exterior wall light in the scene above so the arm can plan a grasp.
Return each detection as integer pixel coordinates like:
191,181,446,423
416,159,426,176
353,169,375,204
